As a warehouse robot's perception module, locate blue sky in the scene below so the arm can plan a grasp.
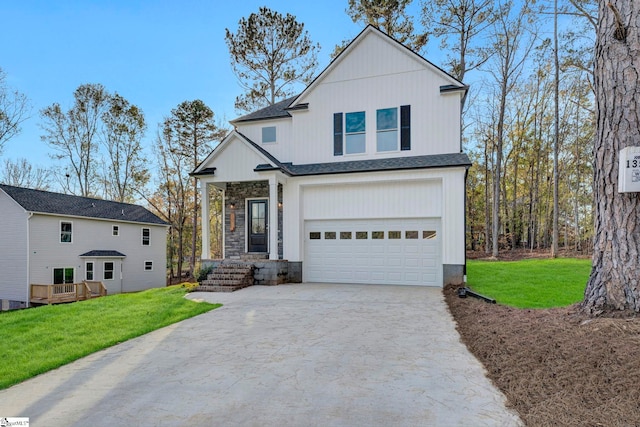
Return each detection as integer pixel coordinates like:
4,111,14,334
1,0,410,167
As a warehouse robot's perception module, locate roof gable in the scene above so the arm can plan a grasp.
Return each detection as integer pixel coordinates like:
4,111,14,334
192,130,282,177
0,185,168,225
290,25,465,107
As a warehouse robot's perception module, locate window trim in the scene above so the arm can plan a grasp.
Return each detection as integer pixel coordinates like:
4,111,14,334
142,227,150,246
60,220,73,244
144,260,153,271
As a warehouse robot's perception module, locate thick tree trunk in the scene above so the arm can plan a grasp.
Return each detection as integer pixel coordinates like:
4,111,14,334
582,1,640,314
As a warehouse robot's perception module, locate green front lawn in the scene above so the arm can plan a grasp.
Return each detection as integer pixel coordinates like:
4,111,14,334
0,285,220,390
466,258,591,309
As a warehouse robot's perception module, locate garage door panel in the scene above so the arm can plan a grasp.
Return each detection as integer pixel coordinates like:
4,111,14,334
304,218,442,286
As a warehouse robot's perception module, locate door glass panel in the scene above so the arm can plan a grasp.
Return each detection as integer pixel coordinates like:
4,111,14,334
251,201,266,234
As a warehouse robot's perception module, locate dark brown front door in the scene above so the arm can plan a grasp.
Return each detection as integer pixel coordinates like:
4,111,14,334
248,200,268,253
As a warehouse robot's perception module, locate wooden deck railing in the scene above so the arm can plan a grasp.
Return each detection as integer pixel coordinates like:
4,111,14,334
30,281,107,305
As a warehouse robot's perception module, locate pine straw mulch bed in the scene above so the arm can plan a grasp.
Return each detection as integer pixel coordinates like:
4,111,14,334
444,284,640,427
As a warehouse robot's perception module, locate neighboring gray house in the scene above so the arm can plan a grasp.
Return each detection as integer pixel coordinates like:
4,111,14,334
0,184,169,309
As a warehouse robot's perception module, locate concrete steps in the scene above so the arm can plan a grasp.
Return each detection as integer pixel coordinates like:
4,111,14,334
195,263,255,292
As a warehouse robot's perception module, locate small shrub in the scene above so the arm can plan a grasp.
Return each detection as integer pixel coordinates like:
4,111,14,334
196,265,214,282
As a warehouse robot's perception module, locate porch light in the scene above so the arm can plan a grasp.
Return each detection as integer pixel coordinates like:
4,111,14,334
229,202,236,210
278,202,282,208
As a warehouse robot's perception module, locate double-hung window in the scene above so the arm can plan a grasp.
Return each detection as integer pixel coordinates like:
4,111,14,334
104,262,114,280
142,228,150,246
377,105,411,152
376,107,398,152
345,111,366,154
60,221,72,243
86,262,94,281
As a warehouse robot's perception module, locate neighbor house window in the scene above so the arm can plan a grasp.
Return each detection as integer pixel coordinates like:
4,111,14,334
112,225,119,236
53,267,74,284
142,228,150,246
262,126,276,143
144,261,153,271
377,107,398,152
345,111,366,154
86,262,94,281
60,221,72,243
104,262,114,280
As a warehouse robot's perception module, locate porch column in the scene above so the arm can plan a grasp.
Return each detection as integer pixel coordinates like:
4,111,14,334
269,177,278,260
201,182,210,260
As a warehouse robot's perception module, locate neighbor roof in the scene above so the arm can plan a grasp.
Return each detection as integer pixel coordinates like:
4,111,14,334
79,250,127,258
0,184,168,225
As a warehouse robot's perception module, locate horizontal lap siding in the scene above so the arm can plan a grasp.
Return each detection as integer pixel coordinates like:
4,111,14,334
0,192,29,301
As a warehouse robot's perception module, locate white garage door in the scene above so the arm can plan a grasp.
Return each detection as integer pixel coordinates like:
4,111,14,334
304,218,441,286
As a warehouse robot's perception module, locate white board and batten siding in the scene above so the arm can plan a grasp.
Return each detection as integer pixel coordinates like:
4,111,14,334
288,30,463,165
0,191,29,302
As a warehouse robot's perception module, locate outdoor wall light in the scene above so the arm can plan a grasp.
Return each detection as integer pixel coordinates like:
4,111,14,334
278,202,283,208
229,202,236,232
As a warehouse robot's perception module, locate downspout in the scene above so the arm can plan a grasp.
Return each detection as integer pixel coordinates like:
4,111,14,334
464,167,468,285
26,212,33,307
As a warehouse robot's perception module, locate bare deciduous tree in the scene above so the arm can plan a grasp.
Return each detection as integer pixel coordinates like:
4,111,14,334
0,68,30,153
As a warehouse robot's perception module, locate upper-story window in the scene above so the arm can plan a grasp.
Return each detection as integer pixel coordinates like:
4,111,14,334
112,225,119,236
142,228,150,246
377,107,398,152
60,221,72,243
334,107,410,156
345,111,366,154
262,126,276,143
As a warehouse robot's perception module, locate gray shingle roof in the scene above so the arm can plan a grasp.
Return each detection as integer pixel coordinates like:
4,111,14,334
232,95,298,123
79,250,127,257
0,184,168,225
254,153,471,176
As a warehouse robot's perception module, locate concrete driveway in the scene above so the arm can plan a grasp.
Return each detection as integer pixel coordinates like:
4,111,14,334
0,283,521,426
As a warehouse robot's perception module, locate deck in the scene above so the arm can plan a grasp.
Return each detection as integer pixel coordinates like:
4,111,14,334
30,281,107,305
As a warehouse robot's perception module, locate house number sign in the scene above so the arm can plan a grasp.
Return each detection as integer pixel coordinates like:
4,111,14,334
619,146,640,193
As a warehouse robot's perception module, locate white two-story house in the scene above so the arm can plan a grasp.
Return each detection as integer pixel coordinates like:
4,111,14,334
0,184,169,308
193,26,470,287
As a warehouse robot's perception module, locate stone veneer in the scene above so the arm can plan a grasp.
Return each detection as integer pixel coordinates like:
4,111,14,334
225,181,283,259
202,259,302,285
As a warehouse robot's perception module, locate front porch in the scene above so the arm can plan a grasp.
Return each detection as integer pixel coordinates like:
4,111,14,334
201,179,284,261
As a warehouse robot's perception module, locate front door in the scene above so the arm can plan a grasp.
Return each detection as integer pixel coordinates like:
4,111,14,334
248,199,268,253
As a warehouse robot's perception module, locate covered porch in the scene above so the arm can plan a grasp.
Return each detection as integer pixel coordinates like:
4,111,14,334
200,174,286,261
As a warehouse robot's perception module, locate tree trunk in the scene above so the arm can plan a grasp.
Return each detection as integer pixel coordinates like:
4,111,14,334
551,0,560,258
582,1,640,314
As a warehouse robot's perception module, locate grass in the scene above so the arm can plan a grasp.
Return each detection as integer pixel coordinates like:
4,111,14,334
466,258,591,309
0,284,220,390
